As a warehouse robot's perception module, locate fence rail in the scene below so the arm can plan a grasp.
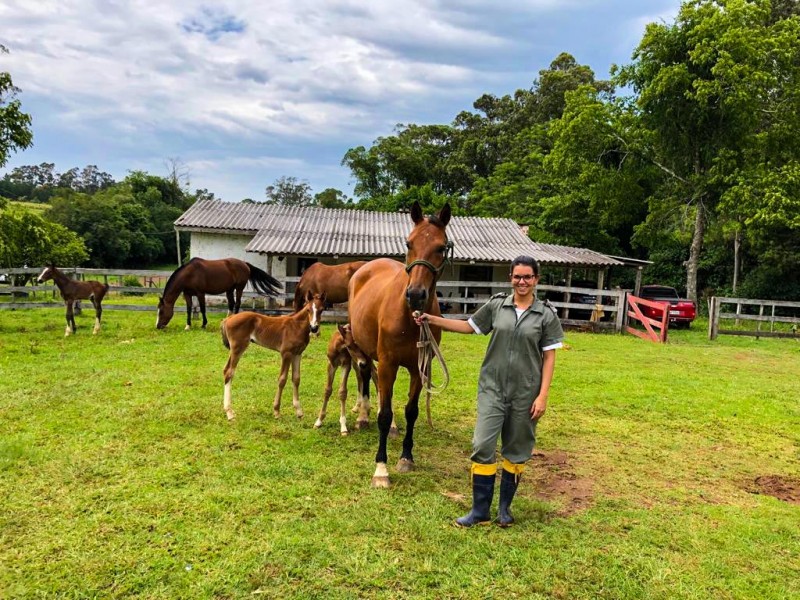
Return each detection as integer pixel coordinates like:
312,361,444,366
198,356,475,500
1,267,629,331
708,296,800,340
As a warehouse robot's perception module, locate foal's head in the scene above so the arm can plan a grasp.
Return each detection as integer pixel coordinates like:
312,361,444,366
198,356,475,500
303,291,326,335
338,323,370,369
404,201,452,311
37,264,56,283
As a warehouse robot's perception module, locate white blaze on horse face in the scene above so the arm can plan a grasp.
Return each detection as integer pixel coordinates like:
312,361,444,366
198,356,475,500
37,267,50,283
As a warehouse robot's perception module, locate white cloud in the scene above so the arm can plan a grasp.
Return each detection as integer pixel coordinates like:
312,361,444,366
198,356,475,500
1,0,683,200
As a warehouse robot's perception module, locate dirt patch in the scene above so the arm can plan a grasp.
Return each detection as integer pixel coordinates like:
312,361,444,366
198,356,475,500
745,475,800,504
528,450,594,516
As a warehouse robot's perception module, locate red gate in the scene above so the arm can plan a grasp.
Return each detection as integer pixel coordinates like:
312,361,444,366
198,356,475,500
626,295,670,343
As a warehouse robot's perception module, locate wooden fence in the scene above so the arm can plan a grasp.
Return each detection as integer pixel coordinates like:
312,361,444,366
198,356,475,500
0,267,629,331
708,296,800,340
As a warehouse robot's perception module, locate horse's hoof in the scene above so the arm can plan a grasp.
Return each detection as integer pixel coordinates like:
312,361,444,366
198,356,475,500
184,325,191,331
225,411,236,421
356,419,369,430
389,426,399,439
340,431,349,437
273,412,280,419
371,476,390,489
313,420,323,429
396,458,415,473
296,412,304,419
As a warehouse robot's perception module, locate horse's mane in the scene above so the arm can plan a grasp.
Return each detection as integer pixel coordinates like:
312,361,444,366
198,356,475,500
163,259,196,296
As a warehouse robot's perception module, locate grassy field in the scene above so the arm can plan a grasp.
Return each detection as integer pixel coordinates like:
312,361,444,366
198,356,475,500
1,307,798,599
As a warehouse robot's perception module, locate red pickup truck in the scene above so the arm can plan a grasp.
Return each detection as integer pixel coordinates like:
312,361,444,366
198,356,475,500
637,285,697,328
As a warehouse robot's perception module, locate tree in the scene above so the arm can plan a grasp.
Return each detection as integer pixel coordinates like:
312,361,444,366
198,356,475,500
314,188,352,209
0,45,33,169
265,176,313,206
615,0,800,301
0,205,88,270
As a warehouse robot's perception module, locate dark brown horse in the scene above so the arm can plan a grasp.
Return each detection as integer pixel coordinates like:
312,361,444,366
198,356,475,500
220,291,326,421
293,261,368,310
349,201,452,487
37,265,109,336
156,257,282,330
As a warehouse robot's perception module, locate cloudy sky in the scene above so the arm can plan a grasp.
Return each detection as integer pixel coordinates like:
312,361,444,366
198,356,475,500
2,0,682,202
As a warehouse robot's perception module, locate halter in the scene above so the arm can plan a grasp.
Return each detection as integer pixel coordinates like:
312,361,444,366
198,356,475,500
404,239,454,278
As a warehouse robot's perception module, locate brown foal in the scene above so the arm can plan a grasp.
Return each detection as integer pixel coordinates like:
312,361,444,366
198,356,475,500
37,265,109,336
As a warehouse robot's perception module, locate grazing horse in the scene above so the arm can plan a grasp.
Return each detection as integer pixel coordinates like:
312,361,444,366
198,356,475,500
349,201,452,487
293,261,368,310
220,291,326,421
157,257,282,330
37,265,109,336
314,324,378,436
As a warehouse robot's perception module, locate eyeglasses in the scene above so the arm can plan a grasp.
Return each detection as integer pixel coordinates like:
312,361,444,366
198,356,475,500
511,274,535,282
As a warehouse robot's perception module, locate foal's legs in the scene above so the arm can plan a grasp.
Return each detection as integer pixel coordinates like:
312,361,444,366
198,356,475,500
273,353,293,418
234,285,244,314
290,353,304,418
90,295,102,334
315,358,350,434
222,340,249,420
64,300,74,336
184,292,193,330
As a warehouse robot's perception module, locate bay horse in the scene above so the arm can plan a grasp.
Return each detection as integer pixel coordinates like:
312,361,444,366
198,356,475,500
157,257,282,330
314,323,379,436
293,261,368,310
37,265,109,336
349,201,452,487
220,291,326,421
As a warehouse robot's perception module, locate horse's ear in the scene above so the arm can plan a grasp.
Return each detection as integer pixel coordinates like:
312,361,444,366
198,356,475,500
438,203,451,227
410,201,424,224
305,290,313,303
319,291,326,303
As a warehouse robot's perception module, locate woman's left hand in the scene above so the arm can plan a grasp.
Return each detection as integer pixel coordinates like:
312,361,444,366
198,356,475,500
531,396,547,420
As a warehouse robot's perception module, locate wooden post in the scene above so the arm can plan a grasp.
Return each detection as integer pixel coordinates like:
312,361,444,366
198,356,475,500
563,268,573,320
615,290,627,333
634,267,643,297
175,229,182,266
756,304,764,339
771,304,776,333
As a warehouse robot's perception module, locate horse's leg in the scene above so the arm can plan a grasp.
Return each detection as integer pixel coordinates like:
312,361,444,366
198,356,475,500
91,295,101,334
314,360,338,430
355,362,371,430
184,292,193,331
64,300,74,336
273,353,293,418
337,362,351,435
397,372,423,473
234,285,244,314
290,353,303,418
222,341,248,420
198,294,208,329
225,290,235,317
372,361,398,488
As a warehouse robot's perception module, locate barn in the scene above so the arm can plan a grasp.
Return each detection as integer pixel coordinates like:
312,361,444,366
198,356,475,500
173,200,623,312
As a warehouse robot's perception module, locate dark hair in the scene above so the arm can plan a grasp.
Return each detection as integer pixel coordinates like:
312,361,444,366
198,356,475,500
510,255,539,276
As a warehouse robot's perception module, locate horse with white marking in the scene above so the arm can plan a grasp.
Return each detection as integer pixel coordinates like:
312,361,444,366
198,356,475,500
220,291,326,421
37,265,109,336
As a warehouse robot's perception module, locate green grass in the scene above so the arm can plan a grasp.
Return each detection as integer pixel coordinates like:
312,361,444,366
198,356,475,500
1,309,798,599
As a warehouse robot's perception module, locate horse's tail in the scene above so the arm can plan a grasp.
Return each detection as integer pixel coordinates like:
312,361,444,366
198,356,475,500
246,263,282,298
221,319,230,350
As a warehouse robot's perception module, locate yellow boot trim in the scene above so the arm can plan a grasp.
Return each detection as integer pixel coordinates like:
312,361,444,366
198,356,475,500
502,458,526,477
471,462,498,477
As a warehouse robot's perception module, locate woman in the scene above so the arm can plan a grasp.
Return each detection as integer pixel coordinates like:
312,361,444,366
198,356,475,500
415,255,564,527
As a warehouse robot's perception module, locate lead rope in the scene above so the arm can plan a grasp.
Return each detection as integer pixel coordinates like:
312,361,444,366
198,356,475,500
413,311,450,426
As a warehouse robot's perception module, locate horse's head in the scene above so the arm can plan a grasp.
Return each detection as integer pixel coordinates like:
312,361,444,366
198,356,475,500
37,264,55,283
156,295,173,329
339,323,370,369
404,201,452,312
305,290,326,335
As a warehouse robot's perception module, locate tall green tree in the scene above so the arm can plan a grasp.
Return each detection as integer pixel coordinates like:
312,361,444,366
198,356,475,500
615,0,800,301
0,204,88,270
265,176,313,206
0,45,33,169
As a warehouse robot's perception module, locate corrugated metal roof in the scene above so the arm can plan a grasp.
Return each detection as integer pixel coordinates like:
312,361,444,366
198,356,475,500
175,200,622,267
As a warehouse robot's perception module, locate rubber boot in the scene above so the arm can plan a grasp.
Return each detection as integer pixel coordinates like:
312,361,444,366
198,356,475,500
497,468,520,527
455,473,495,527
